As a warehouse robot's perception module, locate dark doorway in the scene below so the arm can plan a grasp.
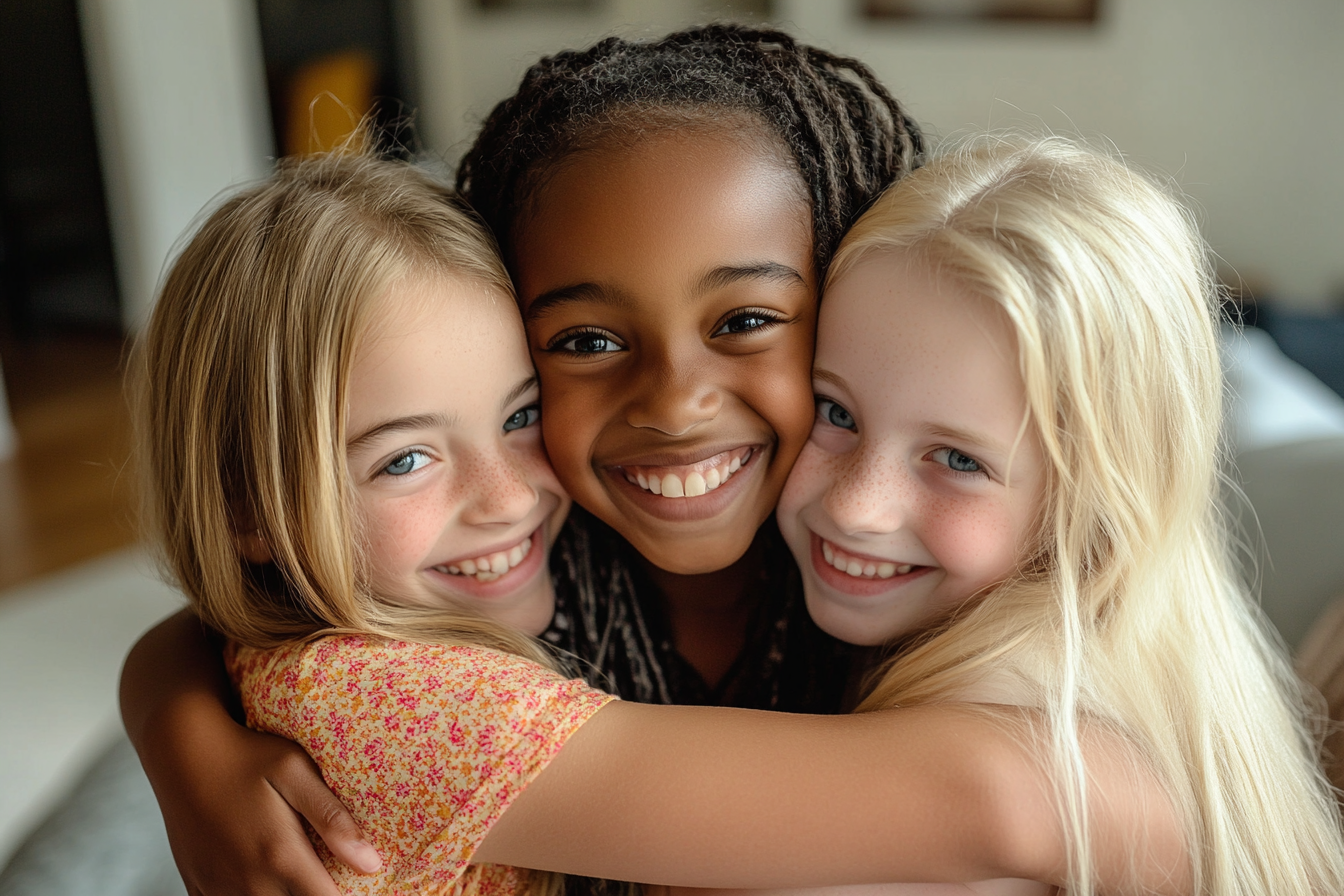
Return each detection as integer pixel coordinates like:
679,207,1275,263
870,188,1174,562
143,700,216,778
0,0,121,335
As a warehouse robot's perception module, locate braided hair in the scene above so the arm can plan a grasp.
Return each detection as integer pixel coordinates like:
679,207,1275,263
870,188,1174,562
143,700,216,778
456,23,924,278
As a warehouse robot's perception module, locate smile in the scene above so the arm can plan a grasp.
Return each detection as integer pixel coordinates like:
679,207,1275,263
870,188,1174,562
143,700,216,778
618,447,754,498
821,538,915,580
432,533,534,583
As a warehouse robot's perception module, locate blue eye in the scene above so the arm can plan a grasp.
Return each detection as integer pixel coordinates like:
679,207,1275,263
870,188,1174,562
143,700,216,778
713,309,781,336
503,406,540,432
550,329,623,354
932,447,983,474
382,450,431,477
817,399,856,432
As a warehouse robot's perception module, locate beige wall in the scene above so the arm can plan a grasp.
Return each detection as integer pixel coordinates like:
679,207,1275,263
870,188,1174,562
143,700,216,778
411,0,1344,308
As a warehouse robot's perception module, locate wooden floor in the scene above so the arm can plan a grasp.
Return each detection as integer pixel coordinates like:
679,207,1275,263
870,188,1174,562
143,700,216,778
0,328,138,594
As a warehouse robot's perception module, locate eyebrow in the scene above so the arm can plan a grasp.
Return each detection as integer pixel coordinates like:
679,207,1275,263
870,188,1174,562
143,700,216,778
694,262,807,297
346,376,537,452
347,413,456,452
812,367,1007,453
523,262,807,324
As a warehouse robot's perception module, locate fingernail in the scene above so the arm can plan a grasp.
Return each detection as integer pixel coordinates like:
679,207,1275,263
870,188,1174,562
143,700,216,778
349,840,383,873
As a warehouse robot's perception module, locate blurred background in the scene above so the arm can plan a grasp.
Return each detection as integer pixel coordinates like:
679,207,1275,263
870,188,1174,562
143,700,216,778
1,0,1342,890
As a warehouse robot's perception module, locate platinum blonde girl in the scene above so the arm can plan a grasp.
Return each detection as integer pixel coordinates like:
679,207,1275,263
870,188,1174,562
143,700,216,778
133,152,553,666
833,136,1344,894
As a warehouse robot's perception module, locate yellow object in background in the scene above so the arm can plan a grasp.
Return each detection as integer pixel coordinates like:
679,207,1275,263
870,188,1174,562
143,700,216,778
283,50,377,156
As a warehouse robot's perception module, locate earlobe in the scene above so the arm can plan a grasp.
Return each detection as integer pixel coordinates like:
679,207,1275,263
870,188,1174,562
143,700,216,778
237,528,273,564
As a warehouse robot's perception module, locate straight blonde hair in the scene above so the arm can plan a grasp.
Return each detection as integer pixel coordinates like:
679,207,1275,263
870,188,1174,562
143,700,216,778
834,136,1344,894
133,151,554,668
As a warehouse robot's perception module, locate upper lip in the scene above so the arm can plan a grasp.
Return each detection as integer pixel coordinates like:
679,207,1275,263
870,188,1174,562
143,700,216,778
816,532,925,568
429,522,543,569
604,440,766,470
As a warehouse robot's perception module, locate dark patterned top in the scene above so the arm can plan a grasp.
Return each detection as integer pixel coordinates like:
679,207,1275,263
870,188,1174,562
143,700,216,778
539,507,856,896
540,506,855,713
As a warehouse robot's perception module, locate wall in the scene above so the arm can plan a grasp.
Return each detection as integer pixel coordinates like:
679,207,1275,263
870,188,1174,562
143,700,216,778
78,0,273,331
411,0,1344,308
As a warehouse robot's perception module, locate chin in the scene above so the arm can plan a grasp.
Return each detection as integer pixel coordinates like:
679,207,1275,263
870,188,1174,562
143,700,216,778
628,530,758,576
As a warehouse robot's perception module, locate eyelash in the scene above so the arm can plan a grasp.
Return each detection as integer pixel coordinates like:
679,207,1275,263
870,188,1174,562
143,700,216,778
377,449,433,479
928,447,989,479
544,327,624,356
712,308,786,337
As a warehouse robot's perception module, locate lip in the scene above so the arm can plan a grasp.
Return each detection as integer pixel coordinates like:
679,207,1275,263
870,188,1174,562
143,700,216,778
603,442,768,523
807,532,933,597
423,522,549,600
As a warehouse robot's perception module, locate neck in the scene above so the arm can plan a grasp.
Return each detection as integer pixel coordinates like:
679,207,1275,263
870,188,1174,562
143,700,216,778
639,537,765,690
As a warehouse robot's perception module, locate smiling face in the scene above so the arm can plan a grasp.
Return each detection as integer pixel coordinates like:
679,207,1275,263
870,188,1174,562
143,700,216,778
512,126,817,575
777,249,1046,646
344,275,570,636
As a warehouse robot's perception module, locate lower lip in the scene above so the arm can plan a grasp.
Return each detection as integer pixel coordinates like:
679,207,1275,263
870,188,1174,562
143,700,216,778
808,532,931,597
604,448,764,523
424,524,548,599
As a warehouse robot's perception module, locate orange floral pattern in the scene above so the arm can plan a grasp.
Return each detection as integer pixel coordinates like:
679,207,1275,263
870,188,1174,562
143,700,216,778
227,636,615,895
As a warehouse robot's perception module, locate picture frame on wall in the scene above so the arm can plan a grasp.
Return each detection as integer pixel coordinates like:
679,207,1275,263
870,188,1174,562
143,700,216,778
864,0,1099,23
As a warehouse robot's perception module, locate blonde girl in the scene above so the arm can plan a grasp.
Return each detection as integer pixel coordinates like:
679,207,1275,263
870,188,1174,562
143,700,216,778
776,136,1344,894
134,150,1184,895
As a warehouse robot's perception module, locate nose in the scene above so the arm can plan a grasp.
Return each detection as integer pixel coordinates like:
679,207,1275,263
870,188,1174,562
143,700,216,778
623,346,723,437
822,443,909,537
456,445,539,528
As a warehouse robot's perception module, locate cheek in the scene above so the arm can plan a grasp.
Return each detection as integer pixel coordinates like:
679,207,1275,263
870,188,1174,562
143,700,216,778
920,495,1023,587
778,441,836,525
359,494,444,579
539,383,602,494
750,338,817,468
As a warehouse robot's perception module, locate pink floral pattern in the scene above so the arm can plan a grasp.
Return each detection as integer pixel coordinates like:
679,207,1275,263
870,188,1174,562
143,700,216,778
227,636,615,895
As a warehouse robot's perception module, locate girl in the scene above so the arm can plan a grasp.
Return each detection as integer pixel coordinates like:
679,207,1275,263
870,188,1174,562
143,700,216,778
121,25,923,893
774,136,1344,893
137,150,1182,895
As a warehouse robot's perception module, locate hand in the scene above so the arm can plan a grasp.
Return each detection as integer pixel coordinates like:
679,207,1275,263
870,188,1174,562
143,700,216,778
146,719,382,896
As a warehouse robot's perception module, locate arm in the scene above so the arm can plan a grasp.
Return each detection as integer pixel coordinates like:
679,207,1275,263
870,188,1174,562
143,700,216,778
120,610,380,896
477,703,1188,894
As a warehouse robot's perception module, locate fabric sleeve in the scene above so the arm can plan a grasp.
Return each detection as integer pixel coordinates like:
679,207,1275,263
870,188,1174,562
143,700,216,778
226,636,615,893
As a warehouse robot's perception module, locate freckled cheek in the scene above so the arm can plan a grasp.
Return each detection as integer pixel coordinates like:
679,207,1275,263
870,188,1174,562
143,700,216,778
919,497,1021,586
359,494,449,579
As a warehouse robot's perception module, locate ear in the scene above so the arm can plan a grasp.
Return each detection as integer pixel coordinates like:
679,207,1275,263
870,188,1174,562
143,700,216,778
236,528,273,564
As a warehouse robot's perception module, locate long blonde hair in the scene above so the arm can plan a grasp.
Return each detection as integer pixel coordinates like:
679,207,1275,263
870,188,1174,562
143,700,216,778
133,152,554,667
834,136,1344,894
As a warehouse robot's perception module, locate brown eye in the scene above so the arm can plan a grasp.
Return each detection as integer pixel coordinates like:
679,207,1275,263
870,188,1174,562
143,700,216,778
713,309,781,336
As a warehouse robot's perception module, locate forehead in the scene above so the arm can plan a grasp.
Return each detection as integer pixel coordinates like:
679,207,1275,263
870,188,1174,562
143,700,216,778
510,127,814,304
818,250,1021,418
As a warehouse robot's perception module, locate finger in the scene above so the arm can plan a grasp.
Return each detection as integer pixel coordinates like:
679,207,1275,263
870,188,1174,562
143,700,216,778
269,753,382,874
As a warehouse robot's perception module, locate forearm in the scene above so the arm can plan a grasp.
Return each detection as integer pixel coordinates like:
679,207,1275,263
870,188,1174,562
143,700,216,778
119,608,238,764
478,703,1067,888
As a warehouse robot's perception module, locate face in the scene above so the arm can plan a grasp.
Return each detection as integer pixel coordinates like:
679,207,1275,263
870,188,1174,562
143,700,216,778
513,127,817,575
777,249,1046,646
344,276,570,636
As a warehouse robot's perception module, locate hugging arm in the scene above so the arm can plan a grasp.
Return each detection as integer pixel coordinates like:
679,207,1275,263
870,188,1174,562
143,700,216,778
119,610,376,896
477,703,1189,894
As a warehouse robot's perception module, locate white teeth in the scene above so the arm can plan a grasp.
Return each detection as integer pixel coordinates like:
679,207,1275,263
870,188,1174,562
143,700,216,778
624,449,751,499
823,540,914,581
438,535,534,583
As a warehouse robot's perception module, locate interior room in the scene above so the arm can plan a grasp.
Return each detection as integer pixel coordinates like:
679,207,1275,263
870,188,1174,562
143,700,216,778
2,0,1342,892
